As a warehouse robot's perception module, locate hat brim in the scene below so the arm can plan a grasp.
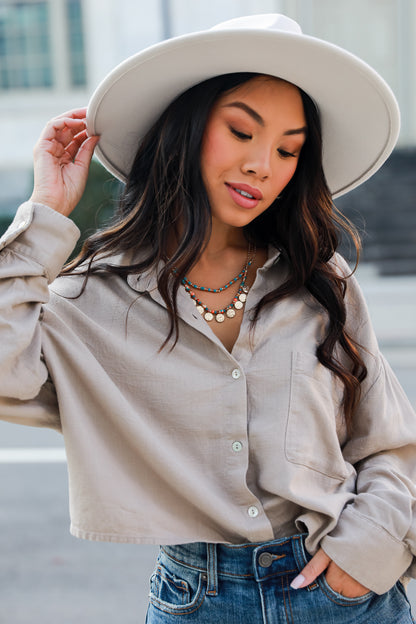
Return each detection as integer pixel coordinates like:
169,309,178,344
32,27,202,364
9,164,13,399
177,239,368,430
87,28,400,198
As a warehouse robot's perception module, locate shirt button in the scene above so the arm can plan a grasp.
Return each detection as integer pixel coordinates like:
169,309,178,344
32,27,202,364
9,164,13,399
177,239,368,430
248,506,259,518
232,441,243,452
231,369,241,379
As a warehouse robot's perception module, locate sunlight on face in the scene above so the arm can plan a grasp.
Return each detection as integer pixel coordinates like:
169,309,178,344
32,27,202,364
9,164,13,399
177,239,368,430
200,76,307,231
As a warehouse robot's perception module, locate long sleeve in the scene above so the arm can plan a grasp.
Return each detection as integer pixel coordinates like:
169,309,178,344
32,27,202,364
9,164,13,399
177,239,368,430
0,201,79,425
320,256,416,593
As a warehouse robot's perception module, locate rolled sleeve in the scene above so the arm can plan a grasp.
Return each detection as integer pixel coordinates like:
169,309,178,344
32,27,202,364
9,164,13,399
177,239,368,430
321,506,414,594
0,201,80,282
321,354,416,594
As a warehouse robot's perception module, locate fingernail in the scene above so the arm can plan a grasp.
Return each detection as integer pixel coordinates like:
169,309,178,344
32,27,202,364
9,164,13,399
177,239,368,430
290,574,305,589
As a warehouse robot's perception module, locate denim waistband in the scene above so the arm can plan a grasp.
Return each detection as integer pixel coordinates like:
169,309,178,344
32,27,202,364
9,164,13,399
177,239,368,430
161,534,310,597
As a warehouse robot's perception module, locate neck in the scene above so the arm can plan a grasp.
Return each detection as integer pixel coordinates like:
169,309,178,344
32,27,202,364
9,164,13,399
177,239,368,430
201,219,248,261
167,218,248,265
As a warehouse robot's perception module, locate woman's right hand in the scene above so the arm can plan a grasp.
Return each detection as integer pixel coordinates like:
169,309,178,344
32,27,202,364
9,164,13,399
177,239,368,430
29,107,100,217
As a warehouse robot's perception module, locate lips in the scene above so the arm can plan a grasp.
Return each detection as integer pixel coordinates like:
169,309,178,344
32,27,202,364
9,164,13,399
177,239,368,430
225,182,262,209
226,182,263,200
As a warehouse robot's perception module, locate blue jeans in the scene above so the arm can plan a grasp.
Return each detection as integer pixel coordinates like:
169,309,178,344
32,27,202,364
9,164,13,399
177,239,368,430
145,534,414,623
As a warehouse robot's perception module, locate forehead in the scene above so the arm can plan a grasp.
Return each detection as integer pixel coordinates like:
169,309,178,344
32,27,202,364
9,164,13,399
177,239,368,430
213,75,306,126
220,75,301,101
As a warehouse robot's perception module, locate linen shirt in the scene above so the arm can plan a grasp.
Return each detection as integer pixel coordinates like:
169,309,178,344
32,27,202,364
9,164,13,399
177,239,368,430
1,201,416,595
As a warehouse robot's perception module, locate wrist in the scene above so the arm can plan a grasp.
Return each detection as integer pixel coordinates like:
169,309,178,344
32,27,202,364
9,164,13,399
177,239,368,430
29,192,71,217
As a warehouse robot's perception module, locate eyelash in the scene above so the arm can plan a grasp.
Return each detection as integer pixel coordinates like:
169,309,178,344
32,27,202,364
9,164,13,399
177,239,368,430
278,149,296,159
230,127,251,140
230,127,296,159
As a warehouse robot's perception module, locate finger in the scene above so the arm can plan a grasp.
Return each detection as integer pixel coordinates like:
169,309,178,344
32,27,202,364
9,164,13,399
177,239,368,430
65,130,99,161
65,129,89,160
53,107,88,121
290,548,331,589
39,117,87,144
73,135,100,169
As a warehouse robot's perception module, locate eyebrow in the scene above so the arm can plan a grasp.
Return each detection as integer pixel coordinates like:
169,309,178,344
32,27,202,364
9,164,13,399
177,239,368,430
223,101,308,136
223,101,265,126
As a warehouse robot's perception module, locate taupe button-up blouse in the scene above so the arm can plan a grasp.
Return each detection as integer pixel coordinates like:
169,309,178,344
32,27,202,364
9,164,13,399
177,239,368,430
1,202,416,594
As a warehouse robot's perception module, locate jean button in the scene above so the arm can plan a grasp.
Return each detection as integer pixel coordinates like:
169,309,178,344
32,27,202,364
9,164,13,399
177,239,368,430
258,552,274,568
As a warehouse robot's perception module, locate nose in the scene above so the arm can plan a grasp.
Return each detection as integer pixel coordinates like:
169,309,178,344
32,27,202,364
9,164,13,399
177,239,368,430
241,146,273,180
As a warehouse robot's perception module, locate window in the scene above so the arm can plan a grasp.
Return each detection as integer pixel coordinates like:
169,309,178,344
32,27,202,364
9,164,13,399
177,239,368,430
66,0,86,87
0,0,86,90
0,2,52,89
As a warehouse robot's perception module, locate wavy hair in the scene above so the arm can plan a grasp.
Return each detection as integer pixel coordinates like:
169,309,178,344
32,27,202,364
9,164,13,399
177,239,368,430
63,72,367,429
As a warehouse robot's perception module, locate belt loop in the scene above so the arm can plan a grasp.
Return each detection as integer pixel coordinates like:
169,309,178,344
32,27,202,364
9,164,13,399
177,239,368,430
206,543,218,596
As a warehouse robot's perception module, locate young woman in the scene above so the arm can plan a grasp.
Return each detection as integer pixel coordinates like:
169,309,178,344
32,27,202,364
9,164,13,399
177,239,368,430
1,14,415,623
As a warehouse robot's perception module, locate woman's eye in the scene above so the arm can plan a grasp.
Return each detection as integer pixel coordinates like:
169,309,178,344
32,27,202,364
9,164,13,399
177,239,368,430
230,127,251,140
278,148,296,159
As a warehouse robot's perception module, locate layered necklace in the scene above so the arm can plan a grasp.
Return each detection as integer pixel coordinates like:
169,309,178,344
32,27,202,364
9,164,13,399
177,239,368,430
181,243,256,323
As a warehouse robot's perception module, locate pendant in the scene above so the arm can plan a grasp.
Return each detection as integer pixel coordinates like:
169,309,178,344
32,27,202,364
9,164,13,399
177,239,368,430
196,305,205,315
226,309,236,319
234,300,243,310
215,313,225,323
238,293,247,303
204,312,214,322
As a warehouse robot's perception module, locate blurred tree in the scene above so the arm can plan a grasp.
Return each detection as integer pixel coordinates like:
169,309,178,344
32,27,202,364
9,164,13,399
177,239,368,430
0,160,121,259
68,160,121,259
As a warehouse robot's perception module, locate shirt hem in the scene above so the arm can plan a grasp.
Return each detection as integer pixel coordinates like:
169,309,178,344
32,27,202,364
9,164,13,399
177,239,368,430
70,524,235,546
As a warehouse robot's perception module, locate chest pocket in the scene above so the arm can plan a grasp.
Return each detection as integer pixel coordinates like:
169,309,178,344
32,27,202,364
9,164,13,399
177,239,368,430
285,351,351,481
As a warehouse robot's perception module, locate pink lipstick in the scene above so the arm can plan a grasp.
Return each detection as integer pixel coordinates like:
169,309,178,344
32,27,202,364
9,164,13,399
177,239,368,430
225,182,262,208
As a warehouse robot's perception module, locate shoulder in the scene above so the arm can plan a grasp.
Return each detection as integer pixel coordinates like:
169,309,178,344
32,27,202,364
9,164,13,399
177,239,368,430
328,252,365,304
48,251,135,311
328,253,379,354
328,252,354,278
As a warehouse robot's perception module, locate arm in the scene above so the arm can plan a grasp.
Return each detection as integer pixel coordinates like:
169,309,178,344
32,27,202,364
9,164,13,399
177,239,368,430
293,260,416,595
0,109,99,422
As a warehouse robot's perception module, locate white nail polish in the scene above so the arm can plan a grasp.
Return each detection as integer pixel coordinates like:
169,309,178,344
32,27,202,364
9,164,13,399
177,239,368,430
290,574,305,589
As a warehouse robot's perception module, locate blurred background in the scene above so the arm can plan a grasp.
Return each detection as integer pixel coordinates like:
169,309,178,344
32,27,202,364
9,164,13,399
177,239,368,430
0,1,415,622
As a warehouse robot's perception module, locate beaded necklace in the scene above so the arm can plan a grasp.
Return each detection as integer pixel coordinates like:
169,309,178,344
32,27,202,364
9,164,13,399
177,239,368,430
182,244,256,323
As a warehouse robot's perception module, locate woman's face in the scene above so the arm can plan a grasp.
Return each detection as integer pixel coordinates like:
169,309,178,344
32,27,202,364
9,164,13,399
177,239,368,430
200,76,307,230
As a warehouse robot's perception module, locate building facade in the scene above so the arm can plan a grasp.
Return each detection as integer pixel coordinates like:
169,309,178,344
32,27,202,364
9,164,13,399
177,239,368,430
0,0,415,217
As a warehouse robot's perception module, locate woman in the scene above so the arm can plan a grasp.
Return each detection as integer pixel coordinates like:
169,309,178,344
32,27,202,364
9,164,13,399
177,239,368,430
1,14,415,623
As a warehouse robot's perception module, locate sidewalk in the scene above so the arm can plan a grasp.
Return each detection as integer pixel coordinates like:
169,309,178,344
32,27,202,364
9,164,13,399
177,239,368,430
356,264,416,343
355,264,416,406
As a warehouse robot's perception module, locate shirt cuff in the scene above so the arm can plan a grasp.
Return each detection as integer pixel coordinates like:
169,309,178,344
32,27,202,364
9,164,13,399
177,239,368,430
0,201,80,281
321,506,413,594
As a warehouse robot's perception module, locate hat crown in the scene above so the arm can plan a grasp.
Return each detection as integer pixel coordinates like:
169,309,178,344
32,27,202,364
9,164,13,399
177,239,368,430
88,12,399,197
210,14,302,35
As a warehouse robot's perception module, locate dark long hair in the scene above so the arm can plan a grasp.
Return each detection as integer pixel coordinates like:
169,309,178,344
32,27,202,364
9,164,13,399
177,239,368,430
63,72,367,429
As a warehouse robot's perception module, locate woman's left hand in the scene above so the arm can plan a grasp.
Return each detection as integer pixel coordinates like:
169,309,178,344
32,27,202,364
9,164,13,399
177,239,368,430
290,547,370,597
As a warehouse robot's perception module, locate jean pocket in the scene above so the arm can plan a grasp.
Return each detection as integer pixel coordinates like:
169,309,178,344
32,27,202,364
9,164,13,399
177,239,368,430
149,558,207,615
318,573,375,606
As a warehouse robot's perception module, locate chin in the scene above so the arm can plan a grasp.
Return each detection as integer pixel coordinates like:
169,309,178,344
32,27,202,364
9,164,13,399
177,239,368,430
214,209,262,229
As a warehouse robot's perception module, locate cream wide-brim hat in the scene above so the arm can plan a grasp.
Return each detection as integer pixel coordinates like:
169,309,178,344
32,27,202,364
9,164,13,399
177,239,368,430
86,14,400,199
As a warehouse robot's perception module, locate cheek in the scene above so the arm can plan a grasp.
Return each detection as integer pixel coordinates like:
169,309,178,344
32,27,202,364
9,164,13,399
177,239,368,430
276,161,299,191
201,128,233,176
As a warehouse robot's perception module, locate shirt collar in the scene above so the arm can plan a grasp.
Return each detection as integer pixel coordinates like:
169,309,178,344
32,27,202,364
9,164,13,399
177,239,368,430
126,245,282,295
